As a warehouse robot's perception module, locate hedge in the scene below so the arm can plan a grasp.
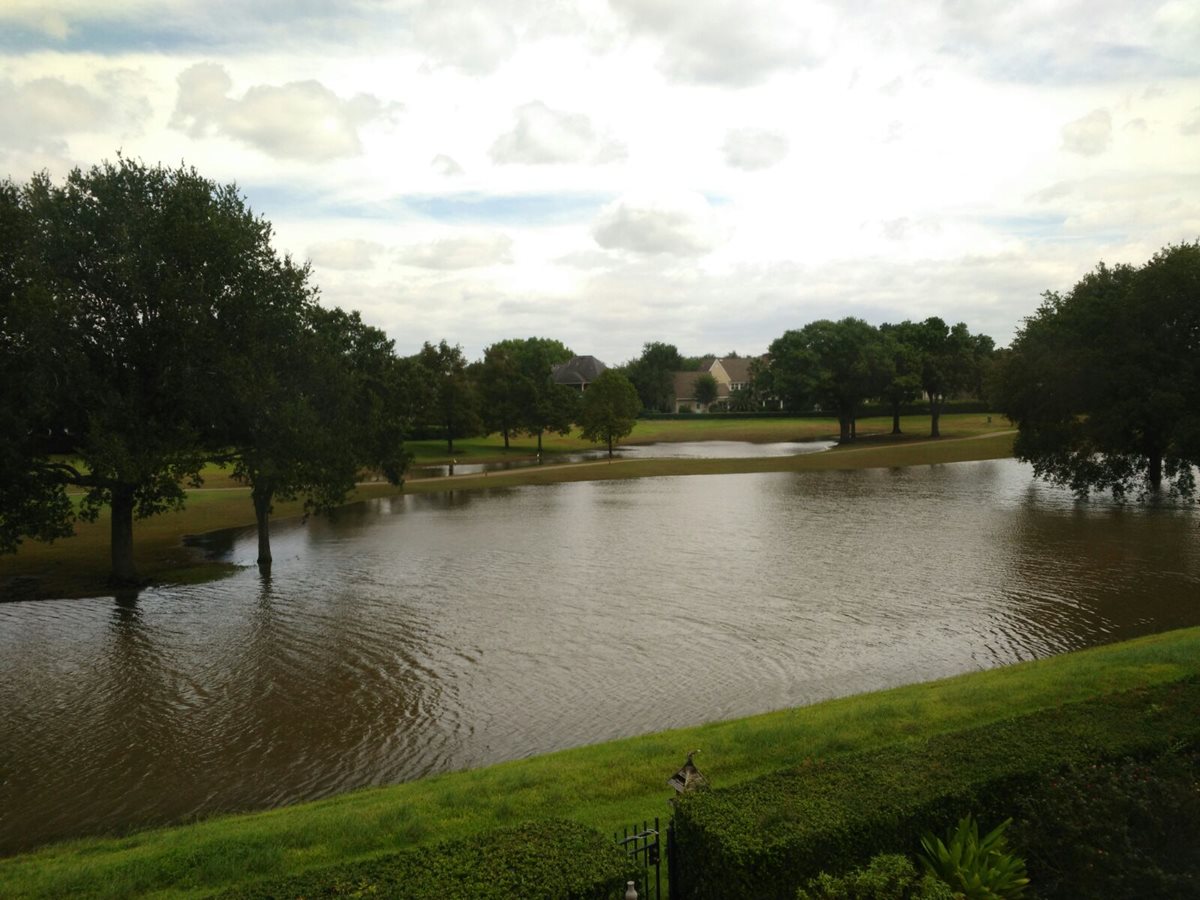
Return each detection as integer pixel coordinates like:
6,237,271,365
218,819,637,900
638,401,993,421
670,678,1200,900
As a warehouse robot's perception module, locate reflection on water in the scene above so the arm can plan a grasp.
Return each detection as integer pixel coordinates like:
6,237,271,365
1,459,1197,853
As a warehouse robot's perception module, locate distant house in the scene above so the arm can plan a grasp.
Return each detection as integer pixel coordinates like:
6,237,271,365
672,356,770,412
551,355,607,391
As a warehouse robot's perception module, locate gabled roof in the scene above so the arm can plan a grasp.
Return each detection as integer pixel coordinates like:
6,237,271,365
720,357,754,383
673,371,731,400
551,355,607,385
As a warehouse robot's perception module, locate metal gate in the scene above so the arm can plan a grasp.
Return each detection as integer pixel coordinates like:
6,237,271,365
614,817,662,900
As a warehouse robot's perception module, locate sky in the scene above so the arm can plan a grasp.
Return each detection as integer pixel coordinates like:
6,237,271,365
2,1,1198,364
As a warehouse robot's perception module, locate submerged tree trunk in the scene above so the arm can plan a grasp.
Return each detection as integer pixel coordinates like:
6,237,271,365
109,483,138,586
252,485,274,569
930,395,942,438
1148,452,1163,491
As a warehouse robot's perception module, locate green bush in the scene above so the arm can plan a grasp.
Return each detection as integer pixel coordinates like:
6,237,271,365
1011,751,1200,899
918,816,1028,899
797,853,954,900
670,679,1200,900
218,819,637,900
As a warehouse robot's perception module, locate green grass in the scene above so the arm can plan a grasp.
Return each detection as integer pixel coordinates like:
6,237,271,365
2,627,1197,898
1,415,1011,599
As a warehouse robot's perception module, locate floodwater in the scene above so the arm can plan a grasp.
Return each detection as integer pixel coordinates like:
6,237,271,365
1,459,1198,853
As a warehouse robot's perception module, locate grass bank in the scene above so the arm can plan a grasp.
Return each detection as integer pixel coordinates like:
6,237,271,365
0,415,1012,600
2,626,1197,898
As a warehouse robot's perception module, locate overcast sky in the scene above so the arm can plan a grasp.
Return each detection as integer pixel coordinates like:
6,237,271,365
3,1,1198,363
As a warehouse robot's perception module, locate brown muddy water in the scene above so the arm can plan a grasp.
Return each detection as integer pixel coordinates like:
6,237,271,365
1,459,1197,853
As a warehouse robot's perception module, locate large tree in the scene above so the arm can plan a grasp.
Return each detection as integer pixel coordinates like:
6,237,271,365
0,159,284,585
578,370,642,457
891,318,991,438
1000,243,1200,498
624,341,683,412
765,318,892,442
412,340,483,454
877,325,924,434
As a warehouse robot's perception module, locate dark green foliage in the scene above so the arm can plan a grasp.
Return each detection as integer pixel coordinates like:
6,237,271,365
409,340,483,453
999,242,1200,498
670,679,1200,900
1011,751,1200,899
579,370,642,456
918,816,1028,899
624,341,684,412
797,854,955,900
220,819,636,900
693,372,720,407
763,319,893,442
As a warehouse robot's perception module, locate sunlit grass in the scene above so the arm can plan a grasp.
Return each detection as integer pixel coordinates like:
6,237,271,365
1,627,1195,898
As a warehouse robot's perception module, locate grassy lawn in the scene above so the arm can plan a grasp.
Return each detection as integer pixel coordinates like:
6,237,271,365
1,626,1196,898
0,415,1012,600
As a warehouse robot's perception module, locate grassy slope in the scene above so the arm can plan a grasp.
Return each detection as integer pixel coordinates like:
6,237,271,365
1,627,1196,898
0,416,1011,599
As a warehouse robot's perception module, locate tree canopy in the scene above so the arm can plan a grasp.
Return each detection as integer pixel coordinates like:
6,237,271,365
578,370,642,457
999,242,1200,498
624,341,683,413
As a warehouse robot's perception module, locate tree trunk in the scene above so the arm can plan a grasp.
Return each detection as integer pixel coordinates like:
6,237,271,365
1148,452,1163,491
252,485,274,569
537,430,543,455
608,434,614,457
446,434,454,454
930,395,942,438
503,429,510,450
891,401,902,435
109,483,138,586
838,414,852,443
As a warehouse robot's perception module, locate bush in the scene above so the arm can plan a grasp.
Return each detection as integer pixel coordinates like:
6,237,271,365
797,853,955,900
669,679,1200,900
1011,751,1200,899
918,816,1028,899
219,819,637,900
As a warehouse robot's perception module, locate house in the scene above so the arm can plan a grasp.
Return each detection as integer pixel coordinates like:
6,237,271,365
551,355,607,391
672,356,773,412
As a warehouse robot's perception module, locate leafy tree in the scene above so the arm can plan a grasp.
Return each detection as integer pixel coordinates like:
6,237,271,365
479,337,575,452
894,318,985,438
765,318,892,442
475,343,530,450
578,370,641,457
624,341,683,412
999,242,1200,497
878,325,924,434
412,340,483,454
0,159,283,585
693,372,720,408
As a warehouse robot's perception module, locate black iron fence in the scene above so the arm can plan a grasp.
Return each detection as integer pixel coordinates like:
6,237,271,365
613,818,662,900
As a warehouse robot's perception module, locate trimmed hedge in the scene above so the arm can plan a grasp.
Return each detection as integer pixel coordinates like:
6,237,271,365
638,401,992,421
670,679,1200,900
218,819,637,900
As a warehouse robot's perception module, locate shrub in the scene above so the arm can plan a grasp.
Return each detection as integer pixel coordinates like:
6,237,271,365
797,853,954,900
669,679,1200,900
918,816,1028,899
1010,751,1200,899
219,819,637,900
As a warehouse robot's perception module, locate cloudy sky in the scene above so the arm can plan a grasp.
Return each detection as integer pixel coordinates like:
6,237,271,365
3,1,1198,363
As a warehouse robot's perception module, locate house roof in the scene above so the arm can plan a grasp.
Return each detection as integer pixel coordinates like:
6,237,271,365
720,356,754,383
551,355,607,385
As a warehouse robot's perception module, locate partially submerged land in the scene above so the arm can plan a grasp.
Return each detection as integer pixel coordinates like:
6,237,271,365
1,626,1196,898
0,414,1012,600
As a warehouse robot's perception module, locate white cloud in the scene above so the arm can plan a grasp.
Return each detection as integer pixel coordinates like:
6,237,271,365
431,154,464,176
412,5,518,75
397,233,514,269
1061,109,1112,156
170,62,398,162
490,100,625,165
609,0,830,86
308,239,385,271
1182,107,1200,136
0,74,149,152
722,128,789,170
592,192,725,256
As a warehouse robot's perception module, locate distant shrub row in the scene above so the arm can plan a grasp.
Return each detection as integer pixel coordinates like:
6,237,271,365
669,678,1200,900
219,819,636,900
